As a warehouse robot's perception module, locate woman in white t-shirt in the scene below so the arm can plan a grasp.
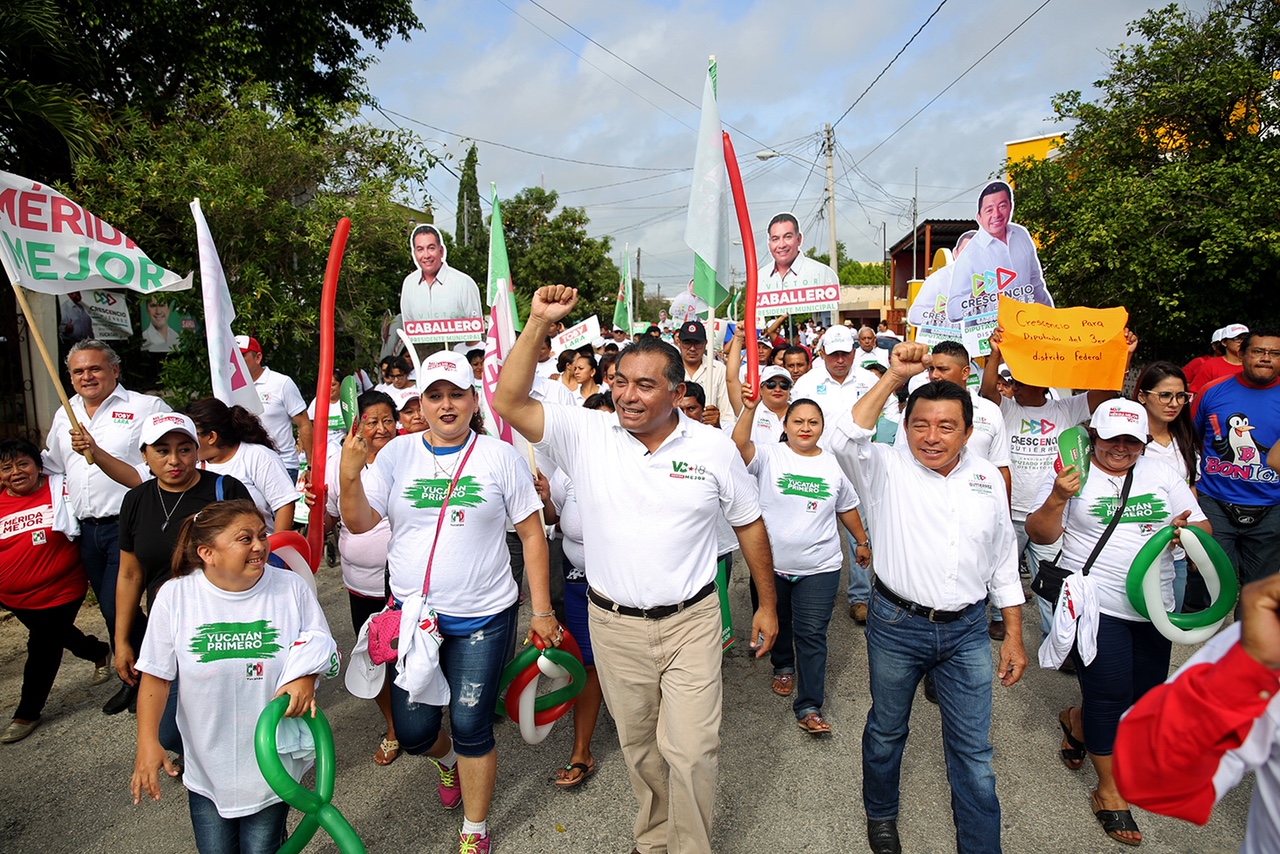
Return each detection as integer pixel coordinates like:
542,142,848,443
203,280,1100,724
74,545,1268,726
570,350,601,403
732,392,870,735
324,390,400,766
1134,361,1200,612
1026,400,1210,847
131,500,337,854
338,352,555,854
187,398,296,533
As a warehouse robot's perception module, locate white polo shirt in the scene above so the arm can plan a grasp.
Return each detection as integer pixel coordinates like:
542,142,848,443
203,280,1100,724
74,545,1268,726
791,364,898,446
252,367,307,470
945,223,1054,322
828,415,1021,611
684,358,735,429
894,387,1011,467
534,406,761,609
854,347,890,370
43,384,170,519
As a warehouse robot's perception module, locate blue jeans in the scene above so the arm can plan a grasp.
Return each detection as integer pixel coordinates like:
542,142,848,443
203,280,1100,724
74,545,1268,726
1172,556,1188,613
79,518,143,649
389,604,517,757
863,590,1002,854
771,570,840,719
187,791,288,854
1199,494,1280,588
1072,614,1170,757
844,529,871,605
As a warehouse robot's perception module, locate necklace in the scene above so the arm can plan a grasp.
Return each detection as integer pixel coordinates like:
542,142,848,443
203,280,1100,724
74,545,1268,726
157,478,194,531
424,434,470,480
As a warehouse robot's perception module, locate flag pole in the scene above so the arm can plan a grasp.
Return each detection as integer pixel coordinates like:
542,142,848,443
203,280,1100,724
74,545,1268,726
7,282,94,464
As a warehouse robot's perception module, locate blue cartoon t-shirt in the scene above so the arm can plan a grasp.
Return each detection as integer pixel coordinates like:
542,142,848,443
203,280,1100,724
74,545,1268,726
1193,375,1280,506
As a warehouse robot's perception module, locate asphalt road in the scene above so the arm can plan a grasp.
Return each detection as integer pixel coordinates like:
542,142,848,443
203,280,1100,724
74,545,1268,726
0,555,1251,853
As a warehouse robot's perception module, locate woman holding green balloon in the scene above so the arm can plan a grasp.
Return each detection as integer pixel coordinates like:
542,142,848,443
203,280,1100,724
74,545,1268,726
131,499,337,854
1026,398,1210,847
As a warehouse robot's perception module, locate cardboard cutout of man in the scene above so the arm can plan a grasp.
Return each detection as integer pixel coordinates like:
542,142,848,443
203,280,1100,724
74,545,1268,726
944,182,1054,322
757,212,839,319
398,224,483,358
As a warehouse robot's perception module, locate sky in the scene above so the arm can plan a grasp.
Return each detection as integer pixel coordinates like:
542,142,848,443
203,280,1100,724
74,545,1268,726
363,0,1213,297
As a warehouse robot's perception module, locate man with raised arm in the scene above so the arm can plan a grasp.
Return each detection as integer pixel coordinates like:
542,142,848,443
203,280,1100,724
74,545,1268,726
493,284,778,854
828,341,1025,854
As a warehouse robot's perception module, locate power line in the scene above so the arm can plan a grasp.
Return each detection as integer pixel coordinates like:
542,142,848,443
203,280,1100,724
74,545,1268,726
832,0,949,128
379,107,687,171
857,0,1056,163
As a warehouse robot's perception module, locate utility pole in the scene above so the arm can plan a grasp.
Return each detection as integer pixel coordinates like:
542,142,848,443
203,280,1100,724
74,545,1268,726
911,166,919,283
825,123,838,277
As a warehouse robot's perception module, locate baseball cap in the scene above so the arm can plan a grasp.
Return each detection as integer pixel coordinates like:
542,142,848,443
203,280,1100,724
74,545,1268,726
1090,399,1149,441
678,320,707,343
1221,323,1249,340
759,365,791,384
820,326,855,353
140,412,198,446
387,386,421,411
997,366,1013,382
234,335,261,354
1210,327,1225,344
417,352,473,390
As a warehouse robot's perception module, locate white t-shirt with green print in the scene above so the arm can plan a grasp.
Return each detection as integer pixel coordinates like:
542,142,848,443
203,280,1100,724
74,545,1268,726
747,443,859,576
1033,455,1205,621
365,432,543,615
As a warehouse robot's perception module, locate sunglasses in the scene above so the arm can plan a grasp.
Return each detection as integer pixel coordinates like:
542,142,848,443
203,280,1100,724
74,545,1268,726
762,379,792,390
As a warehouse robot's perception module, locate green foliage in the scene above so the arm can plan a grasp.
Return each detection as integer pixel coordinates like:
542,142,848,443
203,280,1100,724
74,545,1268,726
499,187,621,325
1007,0,1280,362
0,0,101,175
450,143,488,284
66,86,434,404
634,278,666,326
805,242,887,286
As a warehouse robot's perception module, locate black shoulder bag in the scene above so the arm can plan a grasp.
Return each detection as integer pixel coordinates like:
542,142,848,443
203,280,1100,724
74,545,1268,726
1031,468,1133,607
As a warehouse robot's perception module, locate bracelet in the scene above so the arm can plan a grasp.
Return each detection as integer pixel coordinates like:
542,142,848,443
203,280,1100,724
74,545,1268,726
858,542,871,549
532,610,555,618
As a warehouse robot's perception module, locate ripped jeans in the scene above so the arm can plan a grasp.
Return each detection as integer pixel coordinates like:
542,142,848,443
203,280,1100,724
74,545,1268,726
388,603,518,757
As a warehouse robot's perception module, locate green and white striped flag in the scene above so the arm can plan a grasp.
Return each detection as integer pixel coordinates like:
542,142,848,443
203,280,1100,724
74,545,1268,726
684,56,730,312
613,244,632,332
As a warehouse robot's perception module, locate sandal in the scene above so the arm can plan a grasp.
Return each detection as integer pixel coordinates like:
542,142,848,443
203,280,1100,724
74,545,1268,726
554,759,596,788
374,736,400,766
1091,790,1142,846
797,713,832,735
1058,709,1086,771
771,673,794,697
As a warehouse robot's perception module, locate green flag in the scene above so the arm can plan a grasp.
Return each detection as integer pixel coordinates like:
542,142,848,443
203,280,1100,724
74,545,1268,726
684,57,730,312
613,245,632,332
486,184,521,332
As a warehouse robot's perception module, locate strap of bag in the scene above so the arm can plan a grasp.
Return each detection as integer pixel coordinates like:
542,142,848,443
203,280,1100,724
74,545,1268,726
215,474,225,502
1080,468,1134,577
420,436,478,598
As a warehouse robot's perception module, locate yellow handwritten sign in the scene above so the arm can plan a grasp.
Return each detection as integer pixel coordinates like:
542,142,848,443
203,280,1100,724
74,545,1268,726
997,297,1129,390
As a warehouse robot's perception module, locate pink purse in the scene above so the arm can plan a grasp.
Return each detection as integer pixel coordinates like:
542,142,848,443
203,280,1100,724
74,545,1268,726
366,439,477,665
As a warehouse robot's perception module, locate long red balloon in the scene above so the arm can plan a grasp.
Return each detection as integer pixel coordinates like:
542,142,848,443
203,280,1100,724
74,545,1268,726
307,218,351,571
722,131,759,399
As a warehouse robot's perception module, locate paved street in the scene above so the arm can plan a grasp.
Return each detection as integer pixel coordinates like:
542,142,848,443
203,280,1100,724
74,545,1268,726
0,555,1251,853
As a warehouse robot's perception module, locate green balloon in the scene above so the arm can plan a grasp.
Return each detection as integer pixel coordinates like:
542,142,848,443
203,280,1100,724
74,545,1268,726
1056,425,1091,496
1125,525,1238,627
254,696,367,854
339,376,360,433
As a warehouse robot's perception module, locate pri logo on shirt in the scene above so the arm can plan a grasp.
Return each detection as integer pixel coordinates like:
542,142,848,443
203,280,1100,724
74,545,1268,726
449,508,466,526
245,662,264,681
805,500,819,513
30,529,46,546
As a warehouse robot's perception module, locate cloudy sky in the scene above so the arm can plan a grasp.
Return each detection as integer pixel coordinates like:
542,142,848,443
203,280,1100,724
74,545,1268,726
363,0,1212,296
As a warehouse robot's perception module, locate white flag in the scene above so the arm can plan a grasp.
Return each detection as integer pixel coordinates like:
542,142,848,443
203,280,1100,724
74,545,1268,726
191,199,261,413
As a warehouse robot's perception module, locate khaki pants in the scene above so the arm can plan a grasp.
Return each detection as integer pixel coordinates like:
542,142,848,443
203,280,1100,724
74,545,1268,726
589,593,722,854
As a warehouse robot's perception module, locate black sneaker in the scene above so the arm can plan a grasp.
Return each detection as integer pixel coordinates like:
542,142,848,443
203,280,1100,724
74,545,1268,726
867,819,901,854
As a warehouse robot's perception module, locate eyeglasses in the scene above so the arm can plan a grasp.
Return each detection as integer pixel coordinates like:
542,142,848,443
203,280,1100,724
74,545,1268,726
1248,348,1280,358
762,379,792,390
1142,390,1193,405
384,372,405,379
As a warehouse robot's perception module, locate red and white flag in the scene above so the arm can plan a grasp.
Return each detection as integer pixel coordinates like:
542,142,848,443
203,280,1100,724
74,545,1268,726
190,199,262,413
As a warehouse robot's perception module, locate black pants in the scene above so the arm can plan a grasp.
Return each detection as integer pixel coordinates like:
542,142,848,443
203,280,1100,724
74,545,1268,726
7,597,110,720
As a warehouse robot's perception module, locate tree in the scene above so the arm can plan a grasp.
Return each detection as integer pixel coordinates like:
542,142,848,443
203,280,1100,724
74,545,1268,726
500,187,620,324
806,243,886,286
2,0,420,182
449,143,488,289
1007,0,1280,362
634,277,665,327
66,86,434,402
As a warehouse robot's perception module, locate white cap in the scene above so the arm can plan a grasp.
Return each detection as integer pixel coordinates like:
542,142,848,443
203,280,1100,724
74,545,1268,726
417,352,473,391
1210,327,1225,344
1089,399,1149,441
760,365,791,384
388,386,421,410
1221,323,1249,340
140,412,198,446
820,326,855,353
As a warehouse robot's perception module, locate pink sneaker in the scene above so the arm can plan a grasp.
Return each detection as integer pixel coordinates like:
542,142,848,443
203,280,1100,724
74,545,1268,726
458,831,491,853
431,757,462,810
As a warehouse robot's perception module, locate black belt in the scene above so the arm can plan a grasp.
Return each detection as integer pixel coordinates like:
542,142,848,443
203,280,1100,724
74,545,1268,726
588,581,716,620
873,578,973,623
81,515,119,525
